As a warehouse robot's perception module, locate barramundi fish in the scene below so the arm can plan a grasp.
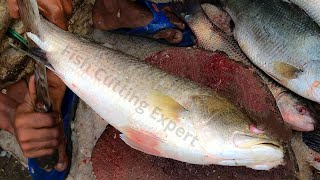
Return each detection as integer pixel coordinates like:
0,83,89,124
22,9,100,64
210,0,320,103
16,0,285,170
171,0,318,132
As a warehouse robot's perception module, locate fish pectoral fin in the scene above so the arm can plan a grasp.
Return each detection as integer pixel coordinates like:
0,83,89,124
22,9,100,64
149,91,187,121
120,128,165,157
273,62,302,79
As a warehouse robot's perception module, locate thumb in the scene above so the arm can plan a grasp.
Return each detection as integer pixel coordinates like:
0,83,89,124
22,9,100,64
54,138,69,172
7,0,20,19
18,76,37,113
27,75,37,105
55,121,69,172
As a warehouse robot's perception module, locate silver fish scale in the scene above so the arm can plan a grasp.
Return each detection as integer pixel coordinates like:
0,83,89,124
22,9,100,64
230,0,320,71
288,0,320,27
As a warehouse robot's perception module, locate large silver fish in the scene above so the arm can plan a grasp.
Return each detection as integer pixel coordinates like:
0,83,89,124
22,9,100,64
285,0,320,27
213,0,320,103
171,0,318,132
15,0,285,170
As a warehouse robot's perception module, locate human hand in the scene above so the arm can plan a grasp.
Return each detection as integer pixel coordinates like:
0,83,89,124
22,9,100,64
0,92,17,133
92,0,186,44
12,71,68,171
7,0,73,30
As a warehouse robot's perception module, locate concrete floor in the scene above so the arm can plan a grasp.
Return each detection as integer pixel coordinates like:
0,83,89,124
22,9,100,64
0,147,31,180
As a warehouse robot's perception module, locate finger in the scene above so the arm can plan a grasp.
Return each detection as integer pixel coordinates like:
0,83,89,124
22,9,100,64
47,70,66,112
62,0,73,17
15,76,36,113
26,75,36,106
161,6,185,29
55,138,69,172
7,0,20,19
160,6,172,13
47,70,65,89
20,139,59,152
6,80,28,104
23,148,55,158
15,112,60,129
37,0,68,30
153,29,183,44
165,12,186,30
47,16,68,30
18,128,60,143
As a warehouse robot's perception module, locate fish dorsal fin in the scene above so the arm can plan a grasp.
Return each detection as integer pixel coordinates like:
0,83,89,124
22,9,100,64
192,94,241,116
190,94,250,126
274,62,302,79
148,91,186,121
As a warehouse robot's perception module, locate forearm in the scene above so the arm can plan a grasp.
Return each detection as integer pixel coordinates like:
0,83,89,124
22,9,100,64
0,93,16,133
0,80,29,133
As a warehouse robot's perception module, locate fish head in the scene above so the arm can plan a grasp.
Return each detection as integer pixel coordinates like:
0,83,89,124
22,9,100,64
285,61,320,103
192,95,284,170
199,128,284,170
276,92,317,131
230,132,284,170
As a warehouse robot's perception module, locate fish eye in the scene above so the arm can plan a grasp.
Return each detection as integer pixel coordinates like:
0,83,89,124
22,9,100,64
295,105,308,115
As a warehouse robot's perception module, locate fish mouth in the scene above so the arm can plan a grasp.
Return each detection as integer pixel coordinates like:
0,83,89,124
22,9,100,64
233,133,282,149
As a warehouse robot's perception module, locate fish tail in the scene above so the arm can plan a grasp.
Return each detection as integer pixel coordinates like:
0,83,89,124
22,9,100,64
16,0,43,38
10,43,54,69
15,0,53,66
170,0,203,20
303,126,320,154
